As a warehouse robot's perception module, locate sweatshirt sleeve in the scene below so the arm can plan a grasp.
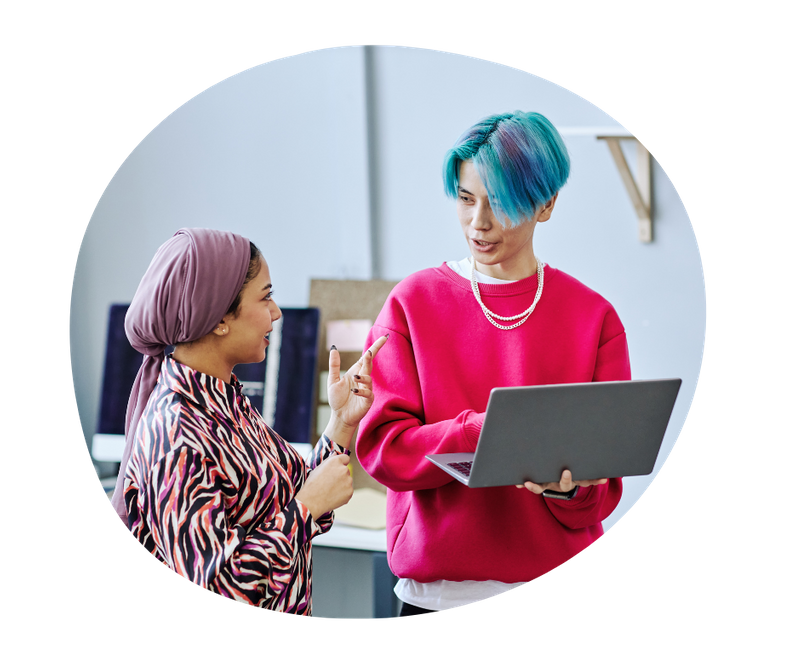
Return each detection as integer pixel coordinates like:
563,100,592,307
138,444,322,607
356,325,484,492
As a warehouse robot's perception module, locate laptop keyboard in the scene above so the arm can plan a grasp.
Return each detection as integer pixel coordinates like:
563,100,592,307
448,461,473,476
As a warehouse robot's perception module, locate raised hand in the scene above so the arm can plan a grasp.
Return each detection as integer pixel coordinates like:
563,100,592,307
324,335,389,448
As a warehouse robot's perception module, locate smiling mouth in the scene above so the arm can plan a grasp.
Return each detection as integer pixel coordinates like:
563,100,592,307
471,239,497,248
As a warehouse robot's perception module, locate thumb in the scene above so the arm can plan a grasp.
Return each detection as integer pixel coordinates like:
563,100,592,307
336,453,351,466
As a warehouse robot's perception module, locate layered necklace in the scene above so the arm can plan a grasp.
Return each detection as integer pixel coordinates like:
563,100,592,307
470,256,545,330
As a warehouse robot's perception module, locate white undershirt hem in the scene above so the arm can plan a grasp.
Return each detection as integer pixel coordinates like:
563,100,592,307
394,577,526,611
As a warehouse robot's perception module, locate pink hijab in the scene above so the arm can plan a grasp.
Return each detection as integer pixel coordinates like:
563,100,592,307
110,228,251,523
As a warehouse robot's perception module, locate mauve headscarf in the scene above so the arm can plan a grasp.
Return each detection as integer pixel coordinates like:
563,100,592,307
110,228,252,523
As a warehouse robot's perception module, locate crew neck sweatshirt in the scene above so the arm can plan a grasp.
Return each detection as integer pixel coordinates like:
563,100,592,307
356,262,630,587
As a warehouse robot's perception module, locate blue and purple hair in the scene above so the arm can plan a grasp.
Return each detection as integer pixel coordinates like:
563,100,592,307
442,111,570,228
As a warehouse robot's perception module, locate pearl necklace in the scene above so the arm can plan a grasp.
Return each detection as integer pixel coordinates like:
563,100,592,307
470,257,545,330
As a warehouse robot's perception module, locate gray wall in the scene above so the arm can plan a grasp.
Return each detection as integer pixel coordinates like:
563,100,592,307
71,46,705,531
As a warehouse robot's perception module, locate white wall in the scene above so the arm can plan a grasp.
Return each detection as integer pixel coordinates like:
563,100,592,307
71,47,373,450
71,46,705,530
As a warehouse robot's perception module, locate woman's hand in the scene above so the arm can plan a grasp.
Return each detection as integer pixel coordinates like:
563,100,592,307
323,335,389,448
516,469,607,495
296,453,354,520
298,334,388,520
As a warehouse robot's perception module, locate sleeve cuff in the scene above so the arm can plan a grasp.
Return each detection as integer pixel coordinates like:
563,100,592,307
462,411,485,450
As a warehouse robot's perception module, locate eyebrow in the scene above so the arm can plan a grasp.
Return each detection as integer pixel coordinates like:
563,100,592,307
261,283,273,292
458,187,475,196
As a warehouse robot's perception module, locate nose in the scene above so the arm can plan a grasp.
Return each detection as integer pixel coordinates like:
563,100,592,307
270,301,282,323
471,200,495,231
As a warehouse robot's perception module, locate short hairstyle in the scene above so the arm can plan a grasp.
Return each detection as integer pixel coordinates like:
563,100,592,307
442,111,570,228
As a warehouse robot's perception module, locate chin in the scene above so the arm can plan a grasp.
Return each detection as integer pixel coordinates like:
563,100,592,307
243,348,267,365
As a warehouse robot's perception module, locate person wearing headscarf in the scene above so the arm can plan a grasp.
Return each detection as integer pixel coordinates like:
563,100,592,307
112,228,387,614
356,112,629,615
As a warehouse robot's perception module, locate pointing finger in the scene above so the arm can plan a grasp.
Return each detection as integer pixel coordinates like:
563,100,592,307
328,345,341,384
360,335,388,375
366,334,389,358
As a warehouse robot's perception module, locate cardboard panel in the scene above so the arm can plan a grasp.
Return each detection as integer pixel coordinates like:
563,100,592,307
309,279,399,492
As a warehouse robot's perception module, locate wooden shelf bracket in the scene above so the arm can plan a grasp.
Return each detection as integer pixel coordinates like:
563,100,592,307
597,135,653,242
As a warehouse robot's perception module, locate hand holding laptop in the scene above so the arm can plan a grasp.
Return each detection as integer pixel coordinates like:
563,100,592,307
516,468,608,496
426,379,682,489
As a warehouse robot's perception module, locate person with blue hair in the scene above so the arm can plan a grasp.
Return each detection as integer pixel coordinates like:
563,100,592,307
357,111,631,615
442,111,571,229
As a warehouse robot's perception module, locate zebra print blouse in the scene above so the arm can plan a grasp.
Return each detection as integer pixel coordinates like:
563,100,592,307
123,355,344,614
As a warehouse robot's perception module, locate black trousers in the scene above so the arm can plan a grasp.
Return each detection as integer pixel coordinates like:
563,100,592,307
399,601,436,616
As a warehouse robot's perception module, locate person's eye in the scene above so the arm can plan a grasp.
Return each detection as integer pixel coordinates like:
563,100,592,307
264,291,274,301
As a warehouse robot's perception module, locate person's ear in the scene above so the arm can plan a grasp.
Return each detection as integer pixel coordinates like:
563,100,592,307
213,320,229,336
537,193,559,222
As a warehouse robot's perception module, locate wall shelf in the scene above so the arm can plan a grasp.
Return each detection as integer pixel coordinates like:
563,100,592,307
597,135,653,242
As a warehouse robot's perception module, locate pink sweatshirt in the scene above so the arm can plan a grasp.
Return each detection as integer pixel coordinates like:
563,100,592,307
356,263,631,583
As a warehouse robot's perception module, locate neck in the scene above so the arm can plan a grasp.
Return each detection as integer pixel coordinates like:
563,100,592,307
172,340,234,384
474,251,539,281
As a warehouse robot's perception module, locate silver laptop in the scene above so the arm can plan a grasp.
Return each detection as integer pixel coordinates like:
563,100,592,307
426,378,682,487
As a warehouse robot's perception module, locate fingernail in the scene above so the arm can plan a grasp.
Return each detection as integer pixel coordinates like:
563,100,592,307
385,333,390,338
330,345,337,351
351,388,358,393
354,375,361,380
